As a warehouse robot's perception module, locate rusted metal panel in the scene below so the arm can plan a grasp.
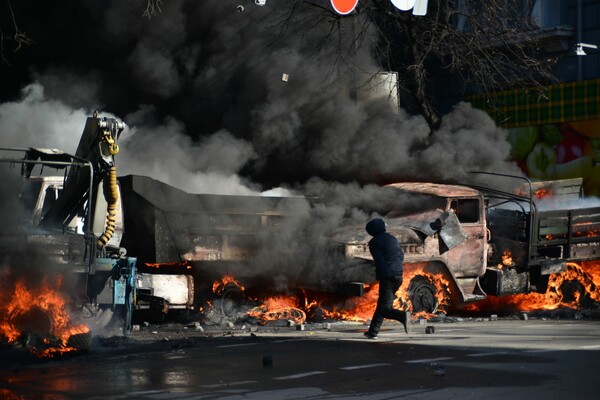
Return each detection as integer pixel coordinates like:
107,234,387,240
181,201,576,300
385,182,481,198
481,268,529,296
438,211,467,250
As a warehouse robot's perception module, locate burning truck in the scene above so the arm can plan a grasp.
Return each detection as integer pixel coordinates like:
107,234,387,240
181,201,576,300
332,176,600,315
0,114,181,357
115,169,600,320
2,113,600,357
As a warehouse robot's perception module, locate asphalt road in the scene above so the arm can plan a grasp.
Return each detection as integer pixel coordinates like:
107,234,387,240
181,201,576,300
1,317,599,399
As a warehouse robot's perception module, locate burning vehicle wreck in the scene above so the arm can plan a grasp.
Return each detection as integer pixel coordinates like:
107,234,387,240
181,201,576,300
332,177,600,315
2,114,600,359
0,114,167,356
115,170,600,322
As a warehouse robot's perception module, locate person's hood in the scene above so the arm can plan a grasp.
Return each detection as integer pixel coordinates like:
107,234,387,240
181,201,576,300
365,218,386,236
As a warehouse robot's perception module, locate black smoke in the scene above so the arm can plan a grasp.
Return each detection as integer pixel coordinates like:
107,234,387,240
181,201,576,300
0,1,521,193
0,1,524,302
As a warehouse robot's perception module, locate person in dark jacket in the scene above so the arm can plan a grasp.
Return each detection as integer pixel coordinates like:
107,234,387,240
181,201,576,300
364,218,411,339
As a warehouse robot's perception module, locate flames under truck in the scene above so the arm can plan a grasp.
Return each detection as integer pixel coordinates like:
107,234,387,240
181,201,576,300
2,114,600,339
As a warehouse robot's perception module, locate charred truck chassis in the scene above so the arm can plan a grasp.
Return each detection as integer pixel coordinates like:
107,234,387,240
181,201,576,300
0,116,139,335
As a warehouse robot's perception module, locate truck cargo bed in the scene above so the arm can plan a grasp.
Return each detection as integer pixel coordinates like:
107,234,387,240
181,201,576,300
488,205,600,266
118,175,307,265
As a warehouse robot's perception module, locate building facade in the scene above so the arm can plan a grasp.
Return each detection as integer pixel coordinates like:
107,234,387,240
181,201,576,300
467,0,600,196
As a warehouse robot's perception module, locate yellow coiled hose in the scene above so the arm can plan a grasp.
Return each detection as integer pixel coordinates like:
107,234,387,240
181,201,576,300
97,166,118,249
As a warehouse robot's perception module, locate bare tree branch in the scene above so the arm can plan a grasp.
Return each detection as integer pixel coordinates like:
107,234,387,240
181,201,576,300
0,0,33,64
291,0,559,129
144,0,164,19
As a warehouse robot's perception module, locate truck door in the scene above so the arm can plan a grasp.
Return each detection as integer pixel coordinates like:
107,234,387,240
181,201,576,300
446,197,487,277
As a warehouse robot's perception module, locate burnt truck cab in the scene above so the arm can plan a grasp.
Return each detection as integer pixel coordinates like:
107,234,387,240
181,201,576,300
333,182,489,312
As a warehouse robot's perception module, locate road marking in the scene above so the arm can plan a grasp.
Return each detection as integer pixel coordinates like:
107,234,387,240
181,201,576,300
126,391,163,396
145,392,222,399
578,344,600,349
200,380,257,388
466,351,509,357
216,343,259,348
524,349,553,353
273,371,327,380
272,339,305,343
405,357,454,364
340,363,391,370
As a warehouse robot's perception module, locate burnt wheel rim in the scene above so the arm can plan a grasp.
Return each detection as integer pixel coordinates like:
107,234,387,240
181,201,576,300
220,285,246,317
409,276,439,313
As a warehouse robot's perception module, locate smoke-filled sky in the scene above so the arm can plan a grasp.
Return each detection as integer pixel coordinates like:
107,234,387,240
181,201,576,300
0,0,526,291
0,0,522,197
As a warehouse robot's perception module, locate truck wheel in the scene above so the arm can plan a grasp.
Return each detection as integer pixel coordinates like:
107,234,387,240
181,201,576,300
560,279,595,308
408,275,439,314
11,307,53,337
220,284,246,317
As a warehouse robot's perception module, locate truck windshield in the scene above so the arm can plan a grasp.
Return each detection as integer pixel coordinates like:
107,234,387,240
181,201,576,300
450,199,480,223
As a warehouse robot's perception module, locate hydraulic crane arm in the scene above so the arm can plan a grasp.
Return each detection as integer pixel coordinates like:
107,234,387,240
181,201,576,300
39,114,124,231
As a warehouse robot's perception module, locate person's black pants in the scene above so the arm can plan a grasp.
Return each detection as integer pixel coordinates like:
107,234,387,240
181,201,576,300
368,276,406,335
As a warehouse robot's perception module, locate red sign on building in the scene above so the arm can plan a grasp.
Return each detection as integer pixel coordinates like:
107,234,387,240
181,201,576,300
330,0,428,16
330,0,359,15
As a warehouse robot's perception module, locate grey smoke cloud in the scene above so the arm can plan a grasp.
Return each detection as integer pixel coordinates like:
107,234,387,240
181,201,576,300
4,1,523,188
120,108,262,195
0,84,267,196
418,102,523,182
0,84,89,153
0,1,540,299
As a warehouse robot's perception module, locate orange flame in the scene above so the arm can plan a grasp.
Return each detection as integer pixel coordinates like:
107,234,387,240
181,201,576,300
497,250,514,270
317,283,379,322
534,188,552,199
0,388,22,400
209,260,600,325
207,263,453,325
247,295,307,325
465,260,600,312
212,275,245,294
245,268,451,324
0,276,90,358
145,261,192,269
398,266,452,317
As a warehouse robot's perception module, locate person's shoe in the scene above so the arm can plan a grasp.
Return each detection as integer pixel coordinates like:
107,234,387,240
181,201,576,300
363,331,378,340
404,311,412,334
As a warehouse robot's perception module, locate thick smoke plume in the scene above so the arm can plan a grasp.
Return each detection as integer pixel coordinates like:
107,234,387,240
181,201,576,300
0,1,531,304
1,1,522,190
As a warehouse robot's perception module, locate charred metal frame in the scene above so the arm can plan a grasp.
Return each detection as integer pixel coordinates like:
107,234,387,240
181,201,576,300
468,171,600,265
0,147,96,272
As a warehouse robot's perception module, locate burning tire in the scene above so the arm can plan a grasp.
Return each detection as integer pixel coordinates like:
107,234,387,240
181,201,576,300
11,307,53,337
559,279,597,309
219,283,246,317
66,331,92,352
408,275,439,313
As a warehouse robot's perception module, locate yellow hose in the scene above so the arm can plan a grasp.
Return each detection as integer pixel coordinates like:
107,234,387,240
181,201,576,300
97,166,119,249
